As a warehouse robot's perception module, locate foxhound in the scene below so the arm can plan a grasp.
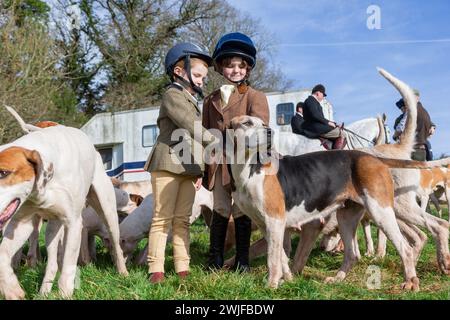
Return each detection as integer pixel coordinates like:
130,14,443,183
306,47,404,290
417,166,449,220
228,113,447,290
0,106,128,299
284,69,450,286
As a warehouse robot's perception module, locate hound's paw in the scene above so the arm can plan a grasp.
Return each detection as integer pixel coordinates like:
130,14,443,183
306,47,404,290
58,279,75,299
324,276,338,284
437,254,450,274
364,250,375,257
58,287,74,299
375,251,386,259
223,257,235,268
441,268,450,275
4,287,25,300
267,279,280,289
39,283,53,296
283,272,293,282
401,277,420,292
444,254,450,272
117,261,129,276
26,256,38,268
325,272,347,284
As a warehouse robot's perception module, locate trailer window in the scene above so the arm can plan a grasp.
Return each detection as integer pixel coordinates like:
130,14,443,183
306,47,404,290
142,125,159,147
98,148,113,170
276,103,294,125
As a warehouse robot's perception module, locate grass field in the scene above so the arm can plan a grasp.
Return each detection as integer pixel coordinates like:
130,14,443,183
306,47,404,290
13,208,450,300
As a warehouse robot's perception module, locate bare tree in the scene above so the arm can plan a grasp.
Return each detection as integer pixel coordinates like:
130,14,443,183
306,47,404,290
2,0,50,26
51,1,103,116
0,9,86,144
182,0,293,95
79,0,220,112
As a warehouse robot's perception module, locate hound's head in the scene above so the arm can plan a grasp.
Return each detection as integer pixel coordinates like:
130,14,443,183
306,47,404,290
129,193,144,207
229,115,273,153
34,121,59,128
0,147,53,229
115,188,143,215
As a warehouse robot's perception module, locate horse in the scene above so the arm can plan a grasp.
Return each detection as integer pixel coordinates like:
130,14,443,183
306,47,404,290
275,116,388,156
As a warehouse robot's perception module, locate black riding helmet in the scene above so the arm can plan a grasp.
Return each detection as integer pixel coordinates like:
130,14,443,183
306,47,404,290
165,42,213,97
212,32,257,77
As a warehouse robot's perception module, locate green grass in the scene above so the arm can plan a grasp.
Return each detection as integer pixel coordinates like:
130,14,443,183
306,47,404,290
11,208,450,300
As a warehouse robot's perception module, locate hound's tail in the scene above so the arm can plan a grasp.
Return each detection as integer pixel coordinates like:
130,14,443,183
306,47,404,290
377,68,416,155
4,105,42,133
378,157,450,169
374,115,386,146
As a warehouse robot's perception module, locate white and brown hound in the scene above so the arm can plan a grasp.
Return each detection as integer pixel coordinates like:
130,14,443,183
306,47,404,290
417,166,449,220
0,106,128,299
228,112,448,290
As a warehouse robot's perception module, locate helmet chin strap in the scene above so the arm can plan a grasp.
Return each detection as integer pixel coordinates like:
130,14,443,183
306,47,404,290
184,55,204,99
171,55,204,99
224,76,249,94
173,74,196,92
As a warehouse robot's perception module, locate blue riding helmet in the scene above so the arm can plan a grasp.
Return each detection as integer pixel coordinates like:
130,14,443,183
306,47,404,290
165,42,213,78
164,42,212,97
212,32,257,69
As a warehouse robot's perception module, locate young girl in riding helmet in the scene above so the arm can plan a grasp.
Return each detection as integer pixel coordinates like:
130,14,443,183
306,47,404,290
202,32,270,272
144,42,215,283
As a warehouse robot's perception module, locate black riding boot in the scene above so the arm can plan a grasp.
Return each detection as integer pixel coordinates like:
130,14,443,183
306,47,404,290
208,211,229,269
233,215,252,272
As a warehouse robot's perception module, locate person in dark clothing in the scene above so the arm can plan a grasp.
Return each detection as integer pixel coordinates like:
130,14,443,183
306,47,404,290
413,90,433,161
426,123,436,160
291,102,305,135
392,99,407,142
302,84,346,149
392,89,433,161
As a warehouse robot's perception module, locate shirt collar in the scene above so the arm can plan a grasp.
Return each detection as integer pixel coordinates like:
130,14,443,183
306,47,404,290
172,82,198,103
220,84,236,106
312,94,321,104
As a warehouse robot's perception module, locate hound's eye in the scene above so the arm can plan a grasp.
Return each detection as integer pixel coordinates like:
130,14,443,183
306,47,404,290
242,121,253,126
0,170,11,179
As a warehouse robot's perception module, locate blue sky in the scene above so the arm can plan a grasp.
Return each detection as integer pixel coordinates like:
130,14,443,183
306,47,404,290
227,0,450,157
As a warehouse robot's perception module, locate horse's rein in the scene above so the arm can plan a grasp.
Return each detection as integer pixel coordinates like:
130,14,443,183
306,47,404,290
342,127,375,146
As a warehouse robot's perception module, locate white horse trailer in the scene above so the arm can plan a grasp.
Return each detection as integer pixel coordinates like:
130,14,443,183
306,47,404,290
81,89,333,182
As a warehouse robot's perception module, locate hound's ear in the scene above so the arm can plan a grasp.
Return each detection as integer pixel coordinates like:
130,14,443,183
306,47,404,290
130,194,144,207
25,150,53,194
111,177,122,188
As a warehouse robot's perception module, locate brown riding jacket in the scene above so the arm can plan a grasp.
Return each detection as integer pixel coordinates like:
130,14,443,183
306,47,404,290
202,85,270,190
144,84,214,177
415,102,432,147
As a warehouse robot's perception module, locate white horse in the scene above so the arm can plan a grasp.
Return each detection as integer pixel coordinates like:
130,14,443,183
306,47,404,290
275,116,387,156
